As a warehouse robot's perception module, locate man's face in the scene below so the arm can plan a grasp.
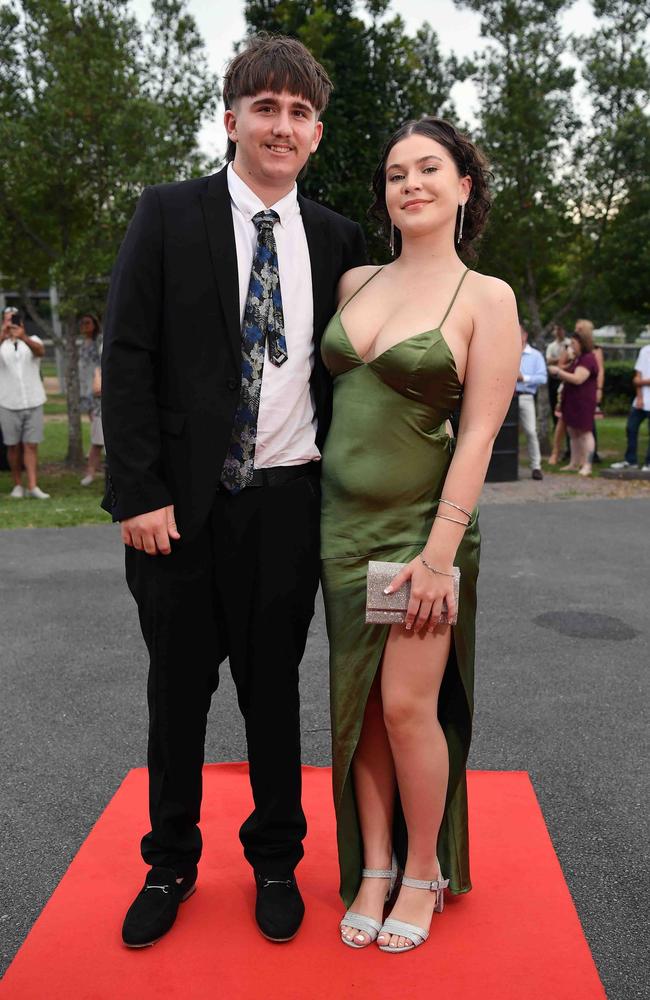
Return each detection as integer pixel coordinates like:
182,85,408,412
225,90,323,189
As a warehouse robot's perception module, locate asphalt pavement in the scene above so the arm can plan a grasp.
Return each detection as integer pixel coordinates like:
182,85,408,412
1,498,648,998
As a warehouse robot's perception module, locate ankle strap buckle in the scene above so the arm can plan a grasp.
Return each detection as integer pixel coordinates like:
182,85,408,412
402,874,450,892
145,884,170,894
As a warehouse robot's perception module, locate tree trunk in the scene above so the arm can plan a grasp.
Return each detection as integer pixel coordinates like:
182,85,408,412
62,318,83,467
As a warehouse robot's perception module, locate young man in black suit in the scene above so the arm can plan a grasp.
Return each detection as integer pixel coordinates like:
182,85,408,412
101,35,366,947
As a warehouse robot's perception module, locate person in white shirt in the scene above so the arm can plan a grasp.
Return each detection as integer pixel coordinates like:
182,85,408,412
610,344,650,471
516,325,547,480
0,309,50,499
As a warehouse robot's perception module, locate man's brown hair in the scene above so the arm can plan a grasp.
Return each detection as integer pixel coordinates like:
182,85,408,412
223,33,333,162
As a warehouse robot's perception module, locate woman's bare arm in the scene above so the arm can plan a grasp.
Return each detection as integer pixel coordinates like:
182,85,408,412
421,277,521,567
388,275,521,631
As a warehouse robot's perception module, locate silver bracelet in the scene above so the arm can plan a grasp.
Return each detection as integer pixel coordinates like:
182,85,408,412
420,555,455,577
439,498,471,519
435,513,469,527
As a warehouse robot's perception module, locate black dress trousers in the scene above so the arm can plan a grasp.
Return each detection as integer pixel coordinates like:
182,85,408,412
125,471,321,877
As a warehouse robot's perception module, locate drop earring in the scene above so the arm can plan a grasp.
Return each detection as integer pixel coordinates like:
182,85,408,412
390,221,395,257
457,203,465,244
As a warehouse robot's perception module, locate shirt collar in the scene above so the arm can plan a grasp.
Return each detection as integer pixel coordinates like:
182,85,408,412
522,344,532,354
227,162,299,228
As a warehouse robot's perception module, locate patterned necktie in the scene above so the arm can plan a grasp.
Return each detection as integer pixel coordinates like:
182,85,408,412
220,210,288,493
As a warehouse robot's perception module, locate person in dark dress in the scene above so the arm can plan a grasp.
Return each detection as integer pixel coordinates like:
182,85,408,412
549,324,598,476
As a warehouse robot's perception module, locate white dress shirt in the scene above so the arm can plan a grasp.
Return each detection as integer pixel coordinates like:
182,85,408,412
0,336,47,409
227,163,319,469
633,345,650,410
516,344,548,395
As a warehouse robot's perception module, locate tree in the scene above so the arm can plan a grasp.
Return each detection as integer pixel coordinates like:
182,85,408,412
452,0,582,447
572,0,650,335
242,0,463,257
454,1,579,335
455,0,650,337
0,0,219,464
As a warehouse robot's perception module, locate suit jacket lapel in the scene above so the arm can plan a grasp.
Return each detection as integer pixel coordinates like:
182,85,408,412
299,194,333,342
200,166,241,370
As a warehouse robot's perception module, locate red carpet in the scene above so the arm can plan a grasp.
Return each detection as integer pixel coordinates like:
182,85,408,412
1,766,605,1000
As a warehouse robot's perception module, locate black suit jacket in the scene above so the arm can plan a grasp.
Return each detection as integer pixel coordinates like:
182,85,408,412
101,165,367,540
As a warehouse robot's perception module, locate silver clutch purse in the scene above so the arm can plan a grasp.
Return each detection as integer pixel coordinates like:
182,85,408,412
366,560,460,626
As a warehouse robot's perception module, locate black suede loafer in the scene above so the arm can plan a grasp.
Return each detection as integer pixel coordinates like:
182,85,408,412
122,865,197,947
254,872,305,942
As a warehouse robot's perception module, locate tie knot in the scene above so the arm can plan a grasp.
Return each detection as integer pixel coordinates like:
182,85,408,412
253,210,279,232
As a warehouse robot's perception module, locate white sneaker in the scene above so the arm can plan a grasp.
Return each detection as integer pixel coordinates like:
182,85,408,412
9,484,24,499
26,486,51,499
80,474,94,486
609,461,637,469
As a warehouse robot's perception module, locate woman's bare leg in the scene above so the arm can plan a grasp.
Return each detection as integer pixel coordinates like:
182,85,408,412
377,623,452,950
549,416,565,464
579,431,594,474
563,426,579,470
340,673,397,945
85,443,103,476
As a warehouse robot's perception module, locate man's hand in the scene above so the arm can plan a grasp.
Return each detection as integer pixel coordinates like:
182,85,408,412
120,505,180,555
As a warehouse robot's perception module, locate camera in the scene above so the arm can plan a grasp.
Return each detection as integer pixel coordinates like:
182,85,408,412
4,308,22,327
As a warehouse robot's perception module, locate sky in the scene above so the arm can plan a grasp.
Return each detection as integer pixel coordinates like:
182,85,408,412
129,0,600,159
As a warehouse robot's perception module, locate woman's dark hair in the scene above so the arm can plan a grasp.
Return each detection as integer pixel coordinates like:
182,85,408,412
78,312,101,339
223,33,333,163
370,117,492,258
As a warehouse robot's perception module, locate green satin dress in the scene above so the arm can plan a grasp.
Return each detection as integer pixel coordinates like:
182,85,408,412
320,267,480,908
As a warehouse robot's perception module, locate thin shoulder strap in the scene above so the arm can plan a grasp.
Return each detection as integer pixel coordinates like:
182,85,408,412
340,267,384,313
439,269,470,329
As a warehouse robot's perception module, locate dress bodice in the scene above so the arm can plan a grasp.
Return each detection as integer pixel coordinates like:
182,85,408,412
321,311,463,427
319,269,471,560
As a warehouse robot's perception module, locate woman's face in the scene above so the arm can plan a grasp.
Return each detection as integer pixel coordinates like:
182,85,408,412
79,316,95,338
384,133,471,244
570,335,581,355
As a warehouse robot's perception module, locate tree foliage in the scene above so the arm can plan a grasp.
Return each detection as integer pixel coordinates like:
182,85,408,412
573,0,650,333
456,0,650,337
242,0,463,257
454,0,579,339
0,0,218,464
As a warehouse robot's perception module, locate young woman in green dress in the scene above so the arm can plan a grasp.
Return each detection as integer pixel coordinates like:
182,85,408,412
319,119,521,953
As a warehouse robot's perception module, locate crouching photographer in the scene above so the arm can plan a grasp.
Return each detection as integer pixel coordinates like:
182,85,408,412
0,307,50,499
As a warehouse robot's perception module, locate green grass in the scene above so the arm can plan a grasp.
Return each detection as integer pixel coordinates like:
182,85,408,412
0,415,634,530
593,416,629,455
44,395,68,416
0,419,110,529
520,416,629,472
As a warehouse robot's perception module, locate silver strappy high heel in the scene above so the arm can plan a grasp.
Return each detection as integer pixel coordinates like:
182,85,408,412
340,855,399,949
378,870,450,953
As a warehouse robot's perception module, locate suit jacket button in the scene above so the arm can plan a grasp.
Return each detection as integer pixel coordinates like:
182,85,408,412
227,377,238,390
